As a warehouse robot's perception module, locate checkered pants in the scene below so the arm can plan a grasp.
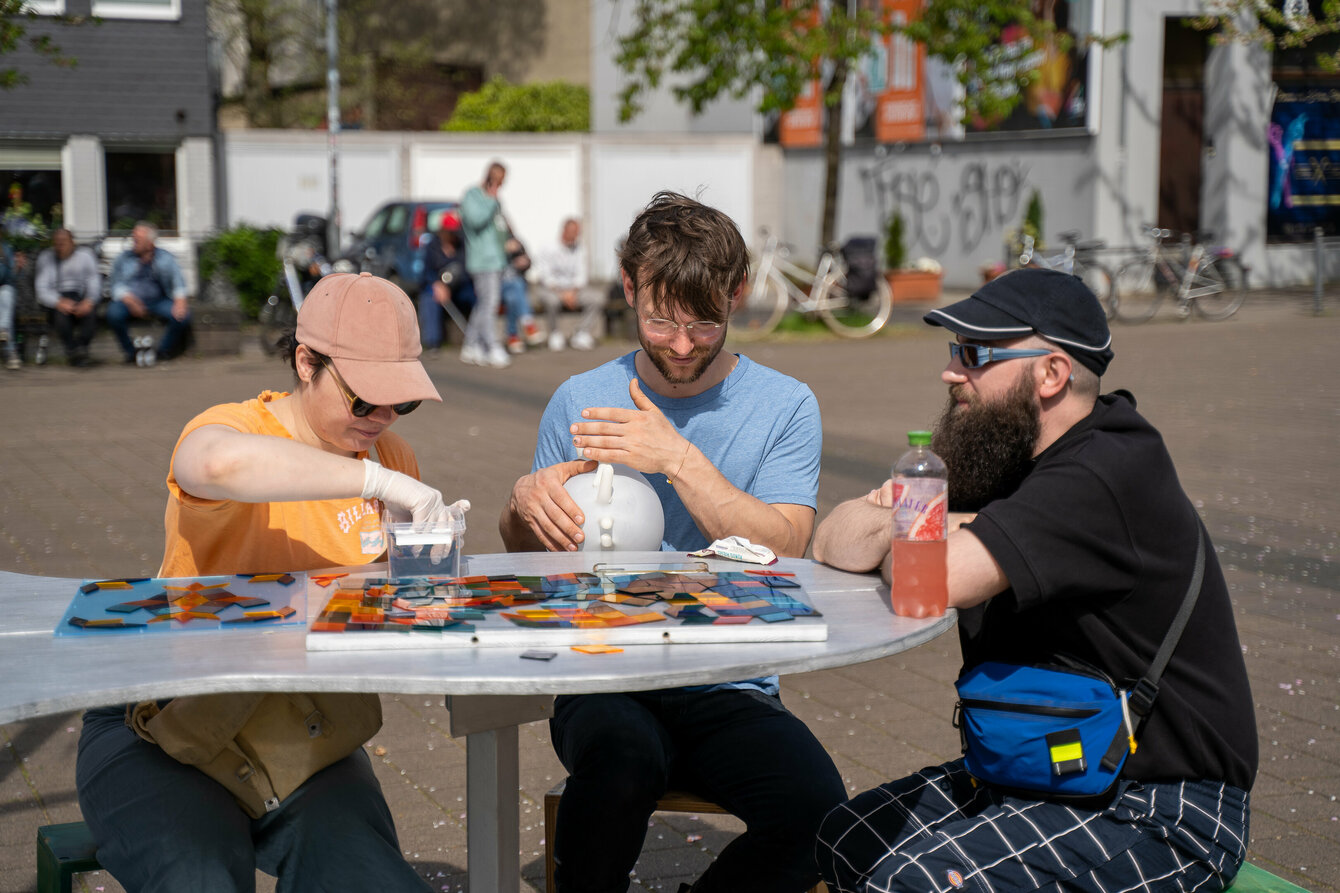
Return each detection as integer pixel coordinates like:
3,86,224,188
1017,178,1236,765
816,760,1249,893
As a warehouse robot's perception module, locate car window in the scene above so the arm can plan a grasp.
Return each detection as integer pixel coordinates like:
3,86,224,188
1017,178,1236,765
363,208,388,240
385,205,409,236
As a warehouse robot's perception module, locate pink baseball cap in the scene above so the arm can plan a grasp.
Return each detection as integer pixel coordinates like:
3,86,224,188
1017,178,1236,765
296,272,441,406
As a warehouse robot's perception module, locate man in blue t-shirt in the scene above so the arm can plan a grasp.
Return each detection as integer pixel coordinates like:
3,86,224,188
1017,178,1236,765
500,192,844,893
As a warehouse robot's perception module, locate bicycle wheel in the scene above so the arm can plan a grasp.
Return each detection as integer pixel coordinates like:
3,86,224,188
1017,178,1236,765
1073,259,1117,320
1113,258,1167,324
817,273,894,338
1191,256,1247,321
257,292,297,355
731,274,788,340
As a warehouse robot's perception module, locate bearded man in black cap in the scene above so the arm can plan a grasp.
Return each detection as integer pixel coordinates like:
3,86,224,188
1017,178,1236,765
811,268,1257,893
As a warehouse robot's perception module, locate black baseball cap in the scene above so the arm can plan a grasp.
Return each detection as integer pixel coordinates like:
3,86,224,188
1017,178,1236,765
923,268,1114,376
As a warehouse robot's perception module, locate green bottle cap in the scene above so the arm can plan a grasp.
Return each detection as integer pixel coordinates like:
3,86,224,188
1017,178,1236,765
907,430,932,446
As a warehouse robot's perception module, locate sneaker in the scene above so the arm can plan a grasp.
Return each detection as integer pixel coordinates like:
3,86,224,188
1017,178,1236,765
460,344,484,365
570,330,597,351
486,345,512,368
134,335,154,367
522,317,545,346
547,331,566,352
4,353,18,371
506,335,525,355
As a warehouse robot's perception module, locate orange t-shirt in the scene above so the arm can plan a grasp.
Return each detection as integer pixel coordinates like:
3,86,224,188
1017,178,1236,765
159,390,420,577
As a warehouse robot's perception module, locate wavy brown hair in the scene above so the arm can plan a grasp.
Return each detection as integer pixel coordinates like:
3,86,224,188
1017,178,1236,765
618,191,749,323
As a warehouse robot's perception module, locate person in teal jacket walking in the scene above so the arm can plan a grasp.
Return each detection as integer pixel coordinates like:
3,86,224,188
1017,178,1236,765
459,161,511,368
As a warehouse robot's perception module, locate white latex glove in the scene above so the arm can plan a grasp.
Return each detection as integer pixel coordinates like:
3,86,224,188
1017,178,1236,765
362,459,471,562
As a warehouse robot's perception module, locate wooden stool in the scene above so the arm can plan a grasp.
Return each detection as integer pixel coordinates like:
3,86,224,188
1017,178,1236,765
542,780,825,893
36,822,102,893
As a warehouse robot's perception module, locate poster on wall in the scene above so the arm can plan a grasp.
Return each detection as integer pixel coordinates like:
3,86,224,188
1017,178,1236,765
1266,83,1340,240
862,0,1093,143
962,0,1092,134
769,0,1095,147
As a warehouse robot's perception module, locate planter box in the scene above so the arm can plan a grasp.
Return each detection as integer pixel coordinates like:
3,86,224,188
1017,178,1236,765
884,270,943,303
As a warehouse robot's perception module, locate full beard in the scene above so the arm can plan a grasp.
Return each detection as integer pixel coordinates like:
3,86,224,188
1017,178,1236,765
638,330,724,384
931,372,1041,512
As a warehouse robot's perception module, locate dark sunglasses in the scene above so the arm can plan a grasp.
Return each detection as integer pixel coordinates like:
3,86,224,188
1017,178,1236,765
949,342,1053,369
318,357,421,417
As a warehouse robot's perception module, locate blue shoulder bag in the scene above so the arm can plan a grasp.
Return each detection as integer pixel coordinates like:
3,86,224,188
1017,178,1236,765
953,529,1206,799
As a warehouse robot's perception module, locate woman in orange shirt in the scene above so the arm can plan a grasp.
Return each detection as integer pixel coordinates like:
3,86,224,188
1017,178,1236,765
76,272,460,893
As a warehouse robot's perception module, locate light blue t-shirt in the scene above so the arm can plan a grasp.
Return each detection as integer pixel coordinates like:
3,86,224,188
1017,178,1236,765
532,351,822,695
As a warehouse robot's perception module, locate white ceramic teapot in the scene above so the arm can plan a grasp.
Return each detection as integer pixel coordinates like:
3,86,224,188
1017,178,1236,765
561,463,664,551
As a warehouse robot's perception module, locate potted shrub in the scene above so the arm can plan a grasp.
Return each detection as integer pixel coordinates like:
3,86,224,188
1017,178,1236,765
883,211,943,302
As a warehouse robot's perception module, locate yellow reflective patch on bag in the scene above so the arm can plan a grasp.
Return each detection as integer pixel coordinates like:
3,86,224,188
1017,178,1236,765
1046,730,1087,776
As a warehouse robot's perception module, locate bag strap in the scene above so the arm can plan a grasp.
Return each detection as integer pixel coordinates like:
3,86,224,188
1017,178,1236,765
1128,522,1207,717
1100,519,1207,770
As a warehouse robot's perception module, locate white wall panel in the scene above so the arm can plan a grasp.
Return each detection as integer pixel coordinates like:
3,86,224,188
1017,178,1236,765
409,141,584,260
589,142,755,278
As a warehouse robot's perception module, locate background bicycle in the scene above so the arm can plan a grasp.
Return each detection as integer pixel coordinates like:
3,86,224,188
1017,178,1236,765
1017,231,1118,320
1112,226,1248,324
732,234,893,340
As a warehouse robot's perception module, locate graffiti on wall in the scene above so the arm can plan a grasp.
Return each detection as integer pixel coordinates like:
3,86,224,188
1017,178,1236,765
861,156,1032,258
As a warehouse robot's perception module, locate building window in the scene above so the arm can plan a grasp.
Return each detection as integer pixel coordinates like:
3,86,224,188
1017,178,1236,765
21,1,66,13
105,151,177,233
1,170,63,251
91,0,180,20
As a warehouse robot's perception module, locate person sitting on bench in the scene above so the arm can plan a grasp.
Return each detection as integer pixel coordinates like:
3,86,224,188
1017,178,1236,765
106,221,190,365
35,228,102,367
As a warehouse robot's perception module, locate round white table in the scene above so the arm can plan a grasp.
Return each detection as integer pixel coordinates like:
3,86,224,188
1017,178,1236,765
0,552,956,891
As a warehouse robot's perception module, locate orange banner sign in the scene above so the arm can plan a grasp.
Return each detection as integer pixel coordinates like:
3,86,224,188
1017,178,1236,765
875,0,926,143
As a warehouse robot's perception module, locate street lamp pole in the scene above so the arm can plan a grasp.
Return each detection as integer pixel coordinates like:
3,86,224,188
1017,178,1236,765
326,0,341,259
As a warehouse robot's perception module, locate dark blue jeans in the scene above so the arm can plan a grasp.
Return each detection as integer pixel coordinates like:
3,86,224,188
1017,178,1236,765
106,296,191,360
549,687,845,893
76,705,430,893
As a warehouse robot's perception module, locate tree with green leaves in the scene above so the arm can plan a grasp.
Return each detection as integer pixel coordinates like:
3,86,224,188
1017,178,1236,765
1,0,84,90
208,0,550,131
208,0,323,128
613,0,1060,250
1193,0,1339,71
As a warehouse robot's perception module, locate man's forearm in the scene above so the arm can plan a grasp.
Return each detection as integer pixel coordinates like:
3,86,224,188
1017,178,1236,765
670,446,811,557
813,497,890,572
498,505,544,553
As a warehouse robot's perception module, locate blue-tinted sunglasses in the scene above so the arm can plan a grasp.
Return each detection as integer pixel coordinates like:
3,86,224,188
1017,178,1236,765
949,342,1053,368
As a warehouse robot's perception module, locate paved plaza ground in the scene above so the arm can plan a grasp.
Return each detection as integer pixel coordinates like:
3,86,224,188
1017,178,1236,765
0,289,1336,892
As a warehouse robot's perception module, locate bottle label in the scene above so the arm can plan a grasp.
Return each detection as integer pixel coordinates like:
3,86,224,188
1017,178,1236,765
893,477,947,541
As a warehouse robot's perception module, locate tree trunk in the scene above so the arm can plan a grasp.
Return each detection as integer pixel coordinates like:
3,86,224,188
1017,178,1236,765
820,57,848,252
244,12,273,127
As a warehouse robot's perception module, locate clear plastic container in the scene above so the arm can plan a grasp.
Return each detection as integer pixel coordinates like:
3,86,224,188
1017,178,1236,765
383,508,466,579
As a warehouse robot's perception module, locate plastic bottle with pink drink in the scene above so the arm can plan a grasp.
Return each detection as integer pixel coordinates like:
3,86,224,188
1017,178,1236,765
891,430,948,618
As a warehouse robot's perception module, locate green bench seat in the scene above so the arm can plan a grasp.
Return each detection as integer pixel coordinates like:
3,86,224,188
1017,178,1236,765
1226,861,1313,892
36,822,101,893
